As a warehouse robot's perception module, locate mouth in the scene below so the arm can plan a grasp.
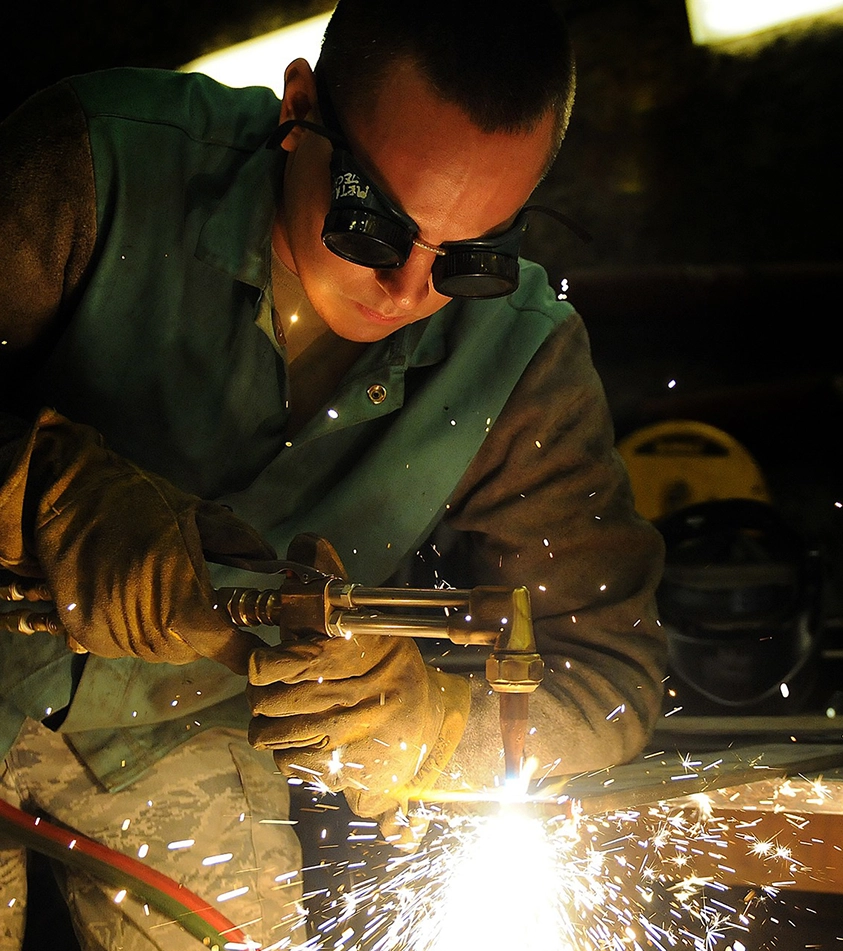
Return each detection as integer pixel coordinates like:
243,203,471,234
354,303,407,325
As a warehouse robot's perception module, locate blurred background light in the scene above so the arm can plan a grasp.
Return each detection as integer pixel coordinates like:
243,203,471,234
686,0,843,43
181,10,332,95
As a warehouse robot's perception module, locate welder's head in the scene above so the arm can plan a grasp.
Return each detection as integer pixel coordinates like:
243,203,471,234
318,0,576,163
271,0,575,342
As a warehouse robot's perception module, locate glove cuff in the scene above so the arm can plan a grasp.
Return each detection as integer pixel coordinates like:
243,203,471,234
0,407,75,573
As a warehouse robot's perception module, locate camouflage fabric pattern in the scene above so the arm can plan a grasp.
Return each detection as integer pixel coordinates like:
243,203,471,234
0,719,304,949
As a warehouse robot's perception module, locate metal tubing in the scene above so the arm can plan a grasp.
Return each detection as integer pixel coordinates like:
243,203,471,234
327,583,472,609
327,611,451,639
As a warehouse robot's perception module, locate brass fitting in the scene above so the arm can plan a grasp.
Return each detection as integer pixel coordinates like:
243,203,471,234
483,586,544,694
486,653,544,693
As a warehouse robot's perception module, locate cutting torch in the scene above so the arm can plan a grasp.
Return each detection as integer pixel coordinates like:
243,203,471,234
1,567,543,782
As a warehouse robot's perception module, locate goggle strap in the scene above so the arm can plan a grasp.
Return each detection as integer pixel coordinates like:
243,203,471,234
266,118,349,152
521,205,593,244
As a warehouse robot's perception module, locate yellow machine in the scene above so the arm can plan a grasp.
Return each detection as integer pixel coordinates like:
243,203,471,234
617,418,770,522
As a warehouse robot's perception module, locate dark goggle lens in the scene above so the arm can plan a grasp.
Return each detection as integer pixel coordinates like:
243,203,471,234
322,207,413,269
431,250,520,299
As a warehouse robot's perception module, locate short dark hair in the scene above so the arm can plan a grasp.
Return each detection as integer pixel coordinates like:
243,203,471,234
316,0,576,159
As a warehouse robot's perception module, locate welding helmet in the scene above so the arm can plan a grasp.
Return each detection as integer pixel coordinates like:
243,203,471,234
266,78,590,299
656,498,823,714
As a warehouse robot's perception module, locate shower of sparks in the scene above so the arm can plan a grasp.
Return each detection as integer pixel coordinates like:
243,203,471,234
280,757,841,951
381,808,586,951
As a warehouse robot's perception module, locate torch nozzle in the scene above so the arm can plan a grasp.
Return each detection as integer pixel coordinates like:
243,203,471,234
500,693,530,782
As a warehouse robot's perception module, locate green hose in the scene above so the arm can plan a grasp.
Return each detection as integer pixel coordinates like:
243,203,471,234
0,796,255,949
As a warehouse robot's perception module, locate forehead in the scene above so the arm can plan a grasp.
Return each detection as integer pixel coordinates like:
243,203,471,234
336,61,555,242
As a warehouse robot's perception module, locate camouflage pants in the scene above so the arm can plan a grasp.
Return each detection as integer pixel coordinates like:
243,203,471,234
0,719,304,950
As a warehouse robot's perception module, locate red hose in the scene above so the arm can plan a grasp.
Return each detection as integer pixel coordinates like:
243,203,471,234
0,796,257,948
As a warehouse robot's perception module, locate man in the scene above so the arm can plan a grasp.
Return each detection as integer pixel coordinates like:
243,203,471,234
0,0,666,946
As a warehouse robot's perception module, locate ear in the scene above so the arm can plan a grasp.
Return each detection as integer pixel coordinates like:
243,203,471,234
276,58,318,152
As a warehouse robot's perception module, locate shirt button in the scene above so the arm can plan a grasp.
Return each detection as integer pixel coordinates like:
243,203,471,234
367,384,387,405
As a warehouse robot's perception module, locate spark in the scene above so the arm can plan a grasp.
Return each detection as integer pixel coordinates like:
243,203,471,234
217,885,250,903
167,838,195,851
259,758,836,951
327,748,345,776
808,778,831,801
203,852,234,866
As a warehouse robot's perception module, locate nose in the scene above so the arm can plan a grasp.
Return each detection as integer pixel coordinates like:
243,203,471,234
374,246,434,311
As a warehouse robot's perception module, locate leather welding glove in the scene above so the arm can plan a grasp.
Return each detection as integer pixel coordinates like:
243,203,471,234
247,535,471,843
0,408,273,674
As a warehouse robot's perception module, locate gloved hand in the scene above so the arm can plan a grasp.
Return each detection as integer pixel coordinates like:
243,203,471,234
247,536,470,841
248,635,470,820
0,408,273,673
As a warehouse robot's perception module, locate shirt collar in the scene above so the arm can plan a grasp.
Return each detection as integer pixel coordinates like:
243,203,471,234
195,142,284,289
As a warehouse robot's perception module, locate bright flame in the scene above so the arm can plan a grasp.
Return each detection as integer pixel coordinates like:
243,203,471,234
420,810,580,951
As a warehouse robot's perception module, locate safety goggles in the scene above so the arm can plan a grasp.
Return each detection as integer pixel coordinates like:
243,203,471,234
267,104,589,299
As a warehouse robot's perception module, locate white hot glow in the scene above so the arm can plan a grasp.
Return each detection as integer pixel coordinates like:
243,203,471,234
423,811,580,951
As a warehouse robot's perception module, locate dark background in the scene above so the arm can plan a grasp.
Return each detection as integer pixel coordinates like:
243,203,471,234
3,0,843,945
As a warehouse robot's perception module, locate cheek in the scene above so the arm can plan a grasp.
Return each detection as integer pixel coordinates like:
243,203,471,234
283,143,332,267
